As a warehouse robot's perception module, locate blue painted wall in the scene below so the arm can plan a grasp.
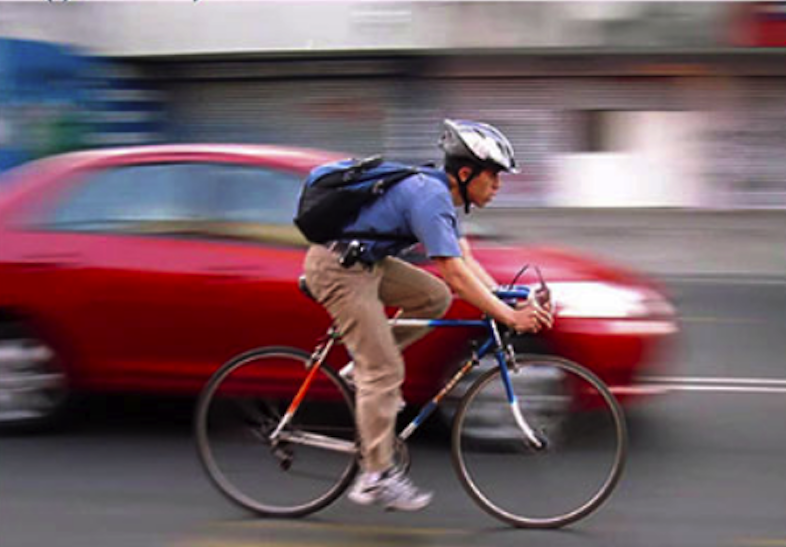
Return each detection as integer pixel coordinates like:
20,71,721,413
0,38,166,174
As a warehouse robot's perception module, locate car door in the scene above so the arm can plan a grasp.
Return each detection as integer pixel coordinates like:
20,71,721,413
185,160,329,366
29,161,219,387
34,158,325,391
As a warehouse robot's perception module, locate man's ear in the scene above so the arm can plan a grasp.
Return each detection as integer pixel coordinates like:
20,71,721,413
457,166,474,183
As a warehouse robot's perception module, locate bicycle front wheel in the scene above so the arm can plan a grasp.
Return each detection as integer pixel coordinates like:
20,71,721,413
195,347,358,517
452,354,627,528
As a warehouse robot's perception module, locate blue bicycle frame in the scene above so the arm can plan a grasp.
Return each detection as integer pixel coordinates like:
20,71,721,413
271,284,544,451
390,285,544,448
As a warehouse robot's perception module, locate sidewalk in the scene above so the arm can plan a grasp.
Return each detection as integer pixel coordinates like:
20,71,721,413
473,208,786,279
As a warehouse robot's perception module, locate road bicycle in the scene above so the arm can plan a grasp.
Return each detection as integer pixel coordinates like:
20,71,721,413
194,270,627,528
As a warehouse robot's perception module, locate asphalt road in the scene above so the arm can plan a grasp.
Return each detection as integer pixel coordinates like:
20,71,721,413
2,279,786,547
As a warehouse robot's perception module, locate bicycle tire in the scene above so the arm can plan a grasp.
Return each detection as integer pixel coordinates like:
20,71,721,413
451,354,627,528
195,346,359,517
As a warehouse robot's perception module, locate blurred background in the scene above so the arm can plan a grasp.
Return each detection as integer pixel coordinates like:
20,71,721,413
3,1,786,274
2,0,786,208
2,2,786,547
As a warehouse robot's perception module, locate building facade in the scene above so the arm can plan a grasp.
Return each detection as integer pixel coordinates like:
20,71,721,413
2,2,785,208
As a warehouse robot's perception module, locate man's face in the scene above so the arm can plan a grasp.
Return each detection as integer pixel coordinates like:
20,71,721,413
464,167,502,208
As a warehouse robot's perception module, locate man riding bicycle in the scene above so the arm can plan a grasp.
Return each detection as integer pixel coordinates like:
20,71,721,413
303,119,554,512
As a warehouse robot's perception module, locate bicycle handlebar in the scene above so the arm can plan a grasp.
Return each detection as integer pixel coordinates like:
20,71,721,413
493,285,531,301
494,280,552,310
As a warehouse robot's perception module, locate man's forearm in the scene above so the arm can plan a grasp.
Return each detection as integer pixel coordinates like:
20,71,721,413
436,258,513,326
458,237,497,290
466,256,498,290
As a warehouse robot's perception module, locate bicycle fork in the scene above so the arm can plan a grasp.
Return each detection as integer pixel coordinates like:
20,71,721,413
489,321,547,451
498,355,547,450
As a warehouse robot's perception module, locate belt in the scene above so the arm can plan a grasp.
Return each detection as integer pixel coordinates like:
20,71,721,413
324,240,376,268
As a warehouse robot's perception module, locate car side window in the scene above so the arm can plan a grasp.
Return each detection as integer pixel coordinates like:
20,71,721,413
196,163,306,246
205,163,302,225
47,163,214,231
43,161,306,245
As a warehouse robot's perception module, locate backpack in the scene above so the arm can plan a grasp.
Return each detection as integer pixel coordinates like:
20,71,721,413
294,155,420,244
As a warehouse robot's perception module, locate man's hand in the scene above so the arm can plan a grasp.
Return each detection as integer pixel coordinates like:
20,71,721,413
511,297,554,334
434,256,554,335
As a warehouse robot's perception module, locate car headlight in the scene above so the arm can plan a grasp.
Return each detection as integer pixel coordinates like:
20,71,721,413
547,282,675,319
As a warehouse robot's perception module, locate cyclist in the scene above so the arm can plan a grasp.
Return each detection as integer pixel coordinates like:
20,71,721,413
303,119,554,512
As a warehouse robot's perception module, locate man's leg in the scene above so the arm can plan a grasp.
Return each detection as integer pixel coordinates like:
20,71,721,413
304,246,402,473
304,247,434,511
378,256,452,350
339,257,452,392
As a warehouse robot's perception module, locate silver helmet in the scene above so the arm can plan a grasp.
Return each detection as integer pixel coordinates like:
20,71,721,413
439,119,519,173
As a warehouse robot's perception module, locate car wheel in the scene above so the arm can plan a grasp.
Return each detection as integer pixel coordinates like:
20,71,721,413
0,319,70,431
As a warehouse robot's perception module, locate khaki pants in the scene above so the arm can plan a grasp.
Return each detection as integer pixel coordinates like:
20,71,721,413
304,245,452,472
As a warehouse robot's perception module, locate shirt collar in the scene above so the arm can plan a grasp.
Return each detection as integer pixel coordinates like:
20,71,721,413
420,166,450,189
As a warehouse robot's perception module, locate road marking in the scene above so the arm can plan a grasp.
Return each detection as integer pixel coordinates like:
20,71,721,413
643,376,786,386
680,316,764,325
639,375,786,394
178,542,407,547
666,276,786,287
176,531,466,547
177,542,373,547
650,385,786,394
193,527,786,547
175,520,471,547
214,519,468,537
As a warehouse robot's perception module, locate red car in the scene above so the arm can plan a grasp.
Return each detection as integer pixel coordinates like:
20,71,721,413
0,145,677,429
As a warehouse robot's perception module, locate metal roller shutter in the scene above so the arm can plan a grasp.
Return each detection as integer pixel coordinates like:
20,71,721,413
722,77,786,207
169,78,395,158
167,70,712,205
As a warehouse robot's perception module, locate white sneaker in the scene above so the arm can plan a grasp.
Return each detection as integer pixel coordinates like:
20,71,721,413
347,467,432,511
347,470,379,506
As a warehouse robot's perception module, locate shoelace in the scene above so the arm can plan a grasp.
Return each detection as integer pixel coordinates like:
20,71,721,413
383,470,420,497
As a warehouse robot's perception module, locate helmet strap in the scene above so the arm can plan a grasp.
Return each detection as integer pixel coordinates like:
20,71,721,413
457,166,481,214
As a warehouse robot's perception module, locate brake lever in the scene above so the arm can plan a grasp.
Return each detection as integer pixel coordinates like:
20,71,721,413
533,266,553,310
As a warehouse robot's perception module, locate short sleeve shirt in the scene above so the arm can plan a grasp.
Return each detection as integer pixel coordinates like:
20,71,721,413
340,167,463,262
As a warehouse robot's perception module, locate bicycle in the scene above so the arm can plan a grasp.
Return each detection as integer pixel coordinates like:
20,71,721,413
194,271,627,529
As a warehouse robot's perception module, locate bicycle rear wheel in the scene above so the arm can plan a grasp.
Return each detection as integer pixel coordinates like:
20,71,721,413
452,354,627,528
195,346,358,517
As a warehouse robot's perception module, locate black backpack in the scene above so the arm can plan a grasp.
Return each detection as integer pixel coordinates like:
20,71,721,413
294,155,420,244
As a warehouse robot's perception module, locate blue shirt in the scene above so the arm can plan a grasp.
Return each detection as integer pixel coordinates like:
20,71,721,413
340,167,463,262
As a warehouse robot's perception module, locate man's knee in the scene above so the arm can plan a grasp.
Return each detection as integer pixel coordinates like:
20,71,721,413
426,281,452,319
